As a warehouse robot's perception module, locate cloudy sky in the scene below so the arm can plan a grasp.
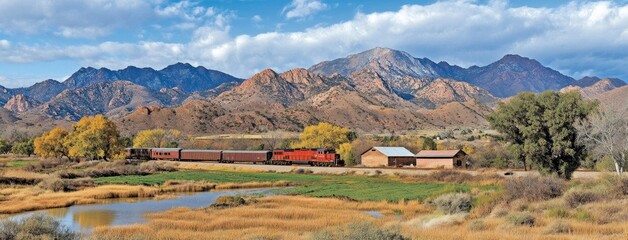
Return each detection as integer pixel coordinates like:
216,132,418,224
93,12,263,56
0,0,627,88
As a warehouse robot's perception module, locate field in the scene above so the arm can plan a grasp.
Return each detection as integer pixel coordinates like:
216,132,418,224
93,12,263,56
93,170,496,201
1,156,626,240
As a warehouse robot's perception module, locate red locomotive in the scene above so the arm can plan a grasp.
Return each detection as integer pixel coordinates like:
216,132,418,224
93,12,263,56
125,147,344,166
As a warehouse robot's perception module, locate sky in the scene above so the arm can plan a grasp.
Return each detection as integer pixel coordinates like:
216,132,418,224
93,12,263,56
0,0,627,88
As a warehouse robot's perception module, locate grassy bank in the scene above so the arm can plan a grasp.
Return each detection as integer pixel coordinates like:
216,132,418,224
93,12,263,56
94,170,496,201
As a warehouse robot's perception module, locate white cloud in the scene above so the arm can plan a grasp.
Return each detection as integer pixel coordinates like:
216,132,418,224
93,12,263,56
0,40,10,48
0,1,627,81
283,0,327,20
252,15,263,23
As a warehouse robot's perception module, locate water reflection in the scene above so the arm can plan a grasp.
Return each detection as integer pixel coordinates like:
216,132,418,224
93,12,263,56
6,188,277,232
73,210,115,228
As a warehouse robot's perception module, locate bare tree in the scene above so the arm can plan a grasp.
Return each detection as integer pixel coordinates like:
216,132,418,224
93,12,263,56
577,107,627,175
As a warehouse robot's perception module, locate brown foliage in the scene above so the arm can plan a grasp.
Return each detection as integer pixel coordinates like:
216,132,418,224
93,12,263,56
504,176,565,202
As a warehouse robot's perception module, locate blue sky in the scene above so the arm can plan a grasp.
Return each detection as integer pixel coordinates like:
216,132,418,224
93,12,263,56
0,0,627,87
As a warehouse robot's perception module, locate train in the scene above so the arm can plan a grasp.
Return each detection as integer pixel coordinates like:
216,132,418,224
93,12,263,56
125,147,344,166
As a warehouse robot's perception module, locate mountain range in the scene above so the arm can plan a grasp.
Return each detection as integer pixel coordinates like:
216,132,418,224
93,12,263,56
0,47,625,135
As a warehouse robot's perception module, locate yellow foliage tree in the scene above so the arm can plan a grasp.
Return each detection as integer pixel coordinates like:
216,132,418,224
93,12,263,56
293,122,350,149
337,142,355,166
65,115,123,161
34,127,69,159
133,129,181,148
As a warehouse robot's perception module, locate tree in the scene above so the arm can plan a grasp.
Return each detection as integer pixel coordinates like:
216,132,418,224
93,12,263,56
12,139,34,157
488,91,597,179
34,127,69,159
293,122,350,149
422,137,437,150
66,115,124,161
337,143,355,166
0,138,11,154
133,129,181,148
576,107,627,175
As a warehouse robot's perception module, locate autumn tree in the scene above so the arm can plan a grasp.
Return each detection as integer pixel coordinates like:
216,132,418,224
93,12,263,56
337,142,355,166
293,122,350,149
66,115,124,161
34,127,69,159
576,107,627,175
133,129,181,148
488,91,597,179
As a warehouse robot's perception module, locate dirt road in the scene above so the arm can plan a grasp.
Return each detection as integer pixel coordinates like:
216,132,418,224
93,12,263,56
163,161,603,179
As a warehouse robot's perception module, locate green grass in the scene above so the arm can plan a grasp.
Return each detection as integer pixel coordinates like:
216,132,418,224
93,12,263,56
9,160,38,167
94,170,495,202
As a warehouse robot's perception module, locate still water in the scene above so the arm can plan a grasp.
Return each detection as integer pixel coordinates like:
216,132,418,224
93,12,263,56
7,188,277,232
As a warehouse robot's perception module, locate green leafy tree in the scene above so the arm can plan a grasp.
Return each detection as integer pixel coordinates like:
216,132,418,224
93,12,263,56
488,91,597,179
337,143,355,166
12,139,34,157
0,138,11,154
66,115,124,161
422,137,437,150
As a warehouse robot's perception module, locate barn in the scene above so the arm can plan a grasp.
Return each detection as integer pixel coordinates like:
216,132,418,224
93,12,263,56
415,150,467,169
360,147,416,167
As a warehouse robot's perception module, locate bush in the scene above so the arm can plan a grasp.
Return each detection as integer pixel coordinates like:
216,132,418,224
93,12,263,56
311,222,409,240
564,190,599,208
467,220,487,231
0,214,78,240
37,177,65,192
433,193,472,214
504,176,565,202
211,196,247,208
544,221,573,234
427,170,473,183
507,212,535,226
612,177,628,197
546,207,570,218
574,208,593,222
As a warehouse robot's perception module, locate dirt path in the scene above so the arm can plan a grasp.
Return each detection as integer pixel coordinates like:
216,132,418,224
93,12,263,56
163,161,603,179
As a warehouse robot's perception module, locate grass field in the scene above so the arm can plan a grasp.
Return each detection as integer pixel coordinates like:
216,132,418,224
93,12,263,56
94,170,495,201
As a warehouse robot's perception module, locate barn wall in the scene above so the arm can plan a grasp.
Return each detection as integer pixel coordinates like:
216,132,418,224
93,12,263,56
361,150,388,167
416,158,454,169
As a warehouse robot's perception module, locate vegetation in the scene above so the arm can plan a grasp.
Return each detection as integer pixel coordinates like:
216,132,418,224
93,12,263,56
66,115,124,161
34,126,70,159
432,192,472,214
10,139,34,157
133,129,181,148
312,222,409,240
488,91,597,179
577,107,627,175
0,214,79,240
293,122,350,149
503,176,565,202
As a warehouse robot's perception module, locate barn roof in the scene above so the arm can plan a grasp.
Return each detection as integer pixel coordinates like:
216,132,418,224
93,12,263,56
366,147,415,157
415,150,465,158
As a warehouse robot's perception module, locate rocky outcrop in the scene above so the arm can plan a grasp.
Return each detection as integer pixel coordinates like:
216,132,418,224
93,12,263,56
3,94,38,113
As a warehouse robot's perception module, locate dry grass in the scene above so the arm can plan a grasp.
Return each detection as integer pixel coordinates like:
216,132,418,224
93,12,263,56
92,195,429,240
91,194,628,240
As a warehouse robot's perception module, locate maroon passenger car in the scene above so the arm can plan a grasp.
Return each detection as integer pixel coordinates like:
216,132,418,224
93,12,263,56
180,150,221,161
150,148,181,160
221,150,271,163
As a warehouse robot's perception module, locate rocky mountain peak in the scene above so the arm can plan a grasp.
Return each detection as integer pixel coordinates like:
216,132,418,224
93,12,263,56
3,94,38,112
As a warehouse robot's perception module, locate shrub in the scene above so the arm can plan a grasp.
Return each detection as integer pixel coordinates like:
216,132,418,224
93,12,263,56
544,221,573,234
467,220,487,231
63,178,95,191
612,177,628,197
507,212,535,226
427,170,473,183
504,176,565,202
433,193,472,214
546,207,570,218
37,177,65,192
311,222,409,240
574,208,593,222
211,196,247,208
564,190,599,208
0,214,78,240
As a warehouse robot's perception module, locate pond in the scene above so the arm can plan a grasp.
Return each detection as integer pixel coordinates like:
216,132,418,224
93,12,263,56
6,188,278,232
